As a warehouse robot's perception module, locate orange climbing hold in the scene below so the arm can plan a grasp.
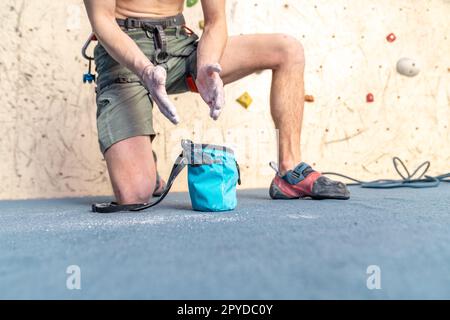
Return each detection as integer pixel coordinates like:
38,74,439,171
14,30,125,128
305,95,315,103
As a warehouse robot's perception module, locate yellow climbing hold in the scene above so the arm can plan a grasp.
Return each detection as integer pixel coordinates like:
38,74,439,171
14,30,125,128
236,92,253,109
199,20,205,30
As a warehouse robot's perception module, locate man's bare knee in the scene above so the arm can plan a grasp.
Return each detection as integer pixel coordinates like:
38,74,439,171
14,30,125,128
275,34,305,69
116,176,156,204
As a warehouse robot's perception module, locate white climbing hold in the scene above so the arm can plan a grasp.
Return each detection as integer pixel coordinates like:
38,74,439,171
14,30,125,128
396,57,420,77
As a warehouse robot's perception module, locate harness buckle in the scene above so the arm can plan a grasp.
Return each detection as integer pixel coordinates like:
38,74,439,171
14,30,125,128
155,50,169,64
142,22,156,32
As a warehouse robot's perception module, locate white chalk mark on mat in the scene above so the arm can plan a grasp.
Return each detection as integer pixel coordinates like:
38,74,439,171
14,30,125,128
0,212,241,234
287,214,320,220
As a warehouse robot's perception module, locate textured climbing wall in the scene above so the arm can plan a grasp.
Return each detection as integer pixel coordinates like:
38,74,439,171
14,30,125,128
0,0,449,200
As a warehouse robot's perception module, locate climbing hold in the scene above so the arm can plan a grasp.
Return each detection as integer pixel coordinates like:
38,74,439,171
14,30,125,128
236,92,253,109
396,57,420,77
198,20,205,30
386,33,397,42
186,0,198,8
305,95,315,102
366,93,374,103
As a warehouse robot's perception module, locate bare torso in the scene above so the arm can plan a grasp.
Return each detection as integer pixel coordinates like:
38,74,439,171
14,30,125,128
115,0,185,18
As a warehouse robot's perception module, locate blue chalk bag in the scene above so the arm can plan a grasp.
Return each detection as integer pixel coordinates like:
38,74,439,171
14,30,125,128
183,140,241,211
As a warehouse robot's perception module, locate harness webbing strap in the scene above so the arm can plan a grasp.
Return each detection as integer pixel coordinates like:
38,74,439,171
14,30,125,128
116,14,186,29
152,25,169,64
117,14,187,65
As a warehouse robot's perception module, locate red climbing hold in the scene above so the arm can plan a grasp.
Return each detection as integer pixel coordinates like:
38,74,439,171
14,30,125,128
386,33,396,42
366,93,374,103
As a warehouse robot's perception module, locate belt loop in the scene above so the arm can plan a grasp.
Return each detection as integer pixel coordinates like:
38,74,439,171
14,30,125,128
175,25,181,38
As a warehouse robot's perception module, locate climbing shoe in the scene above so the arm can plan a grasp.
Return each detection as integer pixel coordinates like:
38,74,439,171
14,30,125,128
269,162,350,200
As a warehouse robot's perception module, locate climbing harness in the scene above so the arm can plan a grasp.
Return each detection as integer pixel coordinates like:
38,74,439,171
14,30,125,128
82,14,199,92
322,157,450,189
118,16,196,61
116,16,187,64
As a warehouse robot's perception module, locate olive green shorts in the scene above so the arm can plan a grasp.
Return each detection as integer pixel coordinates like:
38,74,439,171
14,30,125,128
94,26,199,155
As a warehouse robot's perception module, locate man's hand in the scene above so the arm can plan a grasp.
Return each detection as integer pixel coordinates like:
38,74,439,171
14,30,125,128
195,63,225,120
141,65,180,124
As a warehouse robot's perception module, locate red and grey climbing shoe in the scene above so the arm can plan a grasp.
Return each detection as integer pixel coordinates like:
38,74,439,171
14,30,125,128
152,150,166,197
269,162,350,200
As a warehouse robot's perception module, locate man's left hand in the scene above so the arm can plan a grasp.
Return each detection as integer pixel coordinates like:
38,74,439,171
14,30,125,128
195,63,225,121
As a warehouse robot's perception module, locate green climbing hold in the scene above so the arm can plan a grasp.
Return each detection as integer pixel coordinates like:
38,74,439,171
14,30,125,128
186,0,198,8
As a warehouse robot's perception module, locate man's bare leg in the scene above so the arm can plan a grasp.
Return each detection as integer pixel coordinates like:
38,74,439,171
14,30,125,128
220,33,349,200
220,34,305,174
104,136,157,204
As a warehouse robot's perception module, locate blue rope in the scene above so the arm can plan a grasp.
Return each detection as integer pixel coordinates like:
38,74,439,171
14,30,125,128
322,157,450,189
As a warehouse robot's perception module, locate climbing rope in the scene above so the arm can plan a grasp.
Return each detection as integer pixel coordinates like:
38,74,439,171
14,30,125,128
322,157,450,189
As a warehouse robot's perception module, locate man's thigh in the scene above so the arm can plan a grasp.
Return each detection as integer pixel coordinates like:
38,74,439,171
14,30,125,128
96,82,157,201
219,34,293,84
96,82,155,155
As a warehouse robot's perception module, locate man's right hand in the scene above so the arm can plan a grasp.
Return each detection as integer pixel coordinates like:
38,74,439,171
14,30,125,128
141,65,180,125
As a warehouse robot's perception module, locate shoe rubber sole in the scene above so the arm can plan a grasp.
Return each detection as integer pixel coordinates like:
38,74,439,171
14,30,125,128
269,177,350,200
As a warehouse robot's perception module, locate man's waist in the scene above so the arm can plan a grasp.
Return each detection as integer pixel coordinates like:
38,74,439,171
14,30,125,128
116,13,185,30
